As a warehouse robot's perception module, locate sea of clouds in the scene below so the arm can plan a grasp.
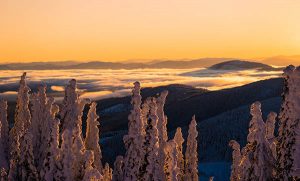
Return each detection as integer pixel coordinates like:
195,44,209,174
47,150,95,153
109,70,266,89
0,68,281,101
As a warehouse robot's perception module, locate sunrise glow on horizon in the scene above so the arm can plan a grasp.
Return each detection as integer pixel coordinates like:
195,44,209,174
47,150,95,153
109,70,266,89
0,0,300,63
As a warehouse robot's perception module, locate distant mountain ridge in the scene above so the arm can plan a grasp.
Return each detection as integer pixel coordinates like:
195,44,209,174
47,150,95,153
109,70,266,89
0,58,240,70
208,60,280,71
1,56,297,70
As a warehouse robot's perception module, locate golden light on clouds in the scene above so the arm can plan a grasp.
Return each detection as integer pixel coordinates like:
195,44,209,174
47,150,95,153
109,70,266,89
0,0,300,63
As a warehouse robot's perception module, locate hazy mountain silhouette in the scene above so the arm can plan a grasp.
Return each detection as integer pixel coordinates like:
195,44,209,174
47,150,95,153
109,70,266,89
181,60,282,77
208,60,280,71
0,58,237,70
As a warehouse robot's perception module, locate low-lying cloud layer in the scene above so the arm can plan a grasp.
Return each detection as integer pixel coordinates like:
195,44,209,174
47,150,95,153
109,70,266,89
0,68,281,101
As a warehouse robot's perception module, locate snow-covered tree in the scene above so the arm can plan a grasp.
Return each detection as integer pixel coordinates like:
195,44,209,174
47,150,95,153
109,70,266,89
266,112,277,141
275,65,300,180
239,102,275,181
59,79,91,180
184,116,198,181
265,112,277,158
57,130,76,181
9,73,31,158
0,100,9,170
19,131,39,180
123,82,146,181
72,127,86,180
112,156,124,181
60,79,79,131
7,135,20,181
164,140,179,181
140,98,161,181
102,163,113,181
229,140,241,181
156,91,169,178
30,85,60,172
85,102,103,172
40,103,60,181
82,151,102,181
173,128,184,181
7,73,31,181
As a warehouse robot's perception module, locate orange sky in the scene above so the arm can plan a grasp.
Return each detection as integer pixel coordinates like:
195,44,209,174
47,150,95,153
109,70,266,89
0,0,300,63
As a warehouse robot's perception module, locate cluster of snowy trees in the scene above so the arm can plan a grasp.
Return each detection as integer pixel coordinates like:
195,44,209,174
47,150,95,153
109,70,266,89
1,65,300,181
0,73,199,181
229,65,300,181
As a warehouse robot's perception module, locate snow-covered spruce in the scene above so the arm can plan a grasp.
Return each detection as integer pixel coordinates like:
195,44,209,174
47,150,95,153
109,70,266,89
140,98,161,181
123,81,146,181
276,65,300,180
59,79,79,131
19,131,39,180
265,111,277,158
8,73,31,181
9,73,31,164
173,128,184,181
40,101,60,181
230,102,275,181
0,100,9,170
229,140,241,181
112,156,124,181
164,140,179,181
156,91,169,180
30,85,60,172
102,163,113,181
85,102,103,172
82,151,102,181
184,116,199,181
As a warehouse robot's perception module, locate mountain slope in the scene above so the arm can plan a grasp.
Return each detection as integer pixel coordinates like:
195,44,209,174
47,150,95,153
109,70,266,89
98,78,283,134
99,78,283,167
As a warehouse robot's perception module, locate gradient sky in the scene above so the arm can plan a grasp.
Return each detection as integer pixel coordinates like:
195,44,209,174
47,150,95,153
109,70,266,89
0,0,300,63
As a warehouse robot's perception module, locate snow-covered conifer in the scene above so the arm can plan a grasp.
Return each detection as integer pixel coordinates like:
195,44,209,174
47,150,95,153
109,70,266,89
85,102,103,172
40,103,60,181
60,79,79,131
112,156,124,181
102,163,113,181
7,135,20,181
156,91,169,177
229,140,241,181
59,79,91,180
82,151,102,181
276,65,300,180
0,100,9,170
173,128,184,181
239,102,275,181
9,73,31,158
141,98,161,181
19,131,39,180
266,112,277,140
123,82,145,181
164,140,179,181
184,116,198,181
31,85,60,172
72,98,91,180
265,112,277,158
58,130,75,181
